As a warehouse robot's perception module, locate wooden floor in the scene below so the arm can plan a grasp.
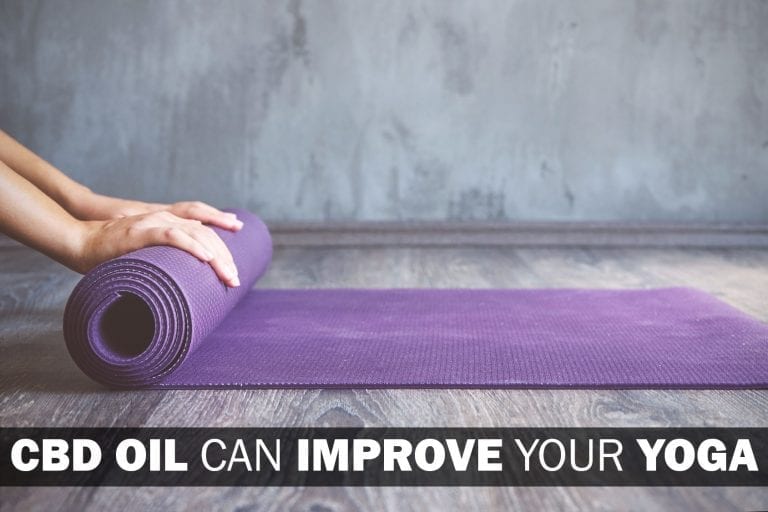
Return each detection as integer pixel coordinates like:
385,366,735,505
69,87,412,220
1,243,767,511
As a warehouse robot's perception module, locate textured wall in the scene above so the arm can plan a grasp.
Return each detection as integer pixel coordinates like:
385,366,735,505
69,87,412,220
1,0,767,222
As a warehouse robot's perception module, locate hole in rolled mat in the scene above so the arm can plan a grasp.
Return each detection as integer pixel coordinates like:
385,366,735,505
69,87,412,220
99,293,155,358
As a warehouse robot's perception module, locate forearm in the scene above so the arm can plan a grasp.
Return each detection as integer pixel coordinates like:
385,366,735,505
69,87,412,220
0,130,91,216
0,159,86,271
0,130,167,220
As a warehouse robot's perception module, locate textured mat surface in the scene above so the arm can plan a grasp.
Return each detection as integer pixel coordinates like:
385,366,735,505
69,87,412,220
64,210,768,389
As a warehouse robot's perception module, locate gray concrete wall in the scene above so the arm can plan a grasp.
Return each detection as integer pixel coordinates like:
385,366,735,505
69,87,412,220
1,0,766,223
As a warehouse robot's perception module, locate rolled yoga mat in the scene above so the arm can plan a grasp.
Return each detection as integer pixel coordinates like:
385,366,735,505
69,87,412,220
64,209,768,389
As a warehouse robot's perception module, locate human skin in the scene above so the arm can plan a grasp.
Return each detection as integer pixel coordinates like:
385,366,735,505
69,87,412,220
0,130,243,287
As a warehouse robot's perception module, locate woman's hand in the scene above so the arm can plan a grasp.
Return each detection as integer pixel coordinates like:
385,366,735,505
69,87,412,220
73,210,241,287
71,193,244,232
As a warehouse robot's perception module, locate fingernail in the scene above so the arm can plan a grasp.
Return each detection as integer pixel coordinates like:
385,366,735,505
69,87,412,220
223,264,238,279
231,263,239,276
230,275,241,287
203,250,214,261
232,219,244,230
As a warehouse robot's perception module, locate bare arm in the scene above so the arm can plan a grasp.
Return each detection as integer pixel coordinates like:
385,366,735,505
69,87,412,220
0,159,85,269
0,130,91,216
0,129,243,230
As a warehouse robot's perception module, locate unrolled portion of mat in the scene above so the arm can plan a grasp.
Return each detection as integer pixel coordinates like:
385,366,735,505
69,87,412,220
64,210,768,389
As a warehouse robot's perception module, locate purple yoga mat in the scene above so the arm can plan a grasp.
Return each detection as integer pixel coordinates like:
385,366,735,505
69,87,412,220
64,210,768,389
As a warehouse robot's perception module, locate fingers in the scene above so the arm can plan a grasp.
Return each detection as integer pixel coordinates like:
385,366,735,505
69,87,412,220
169,201,243,231
182,221,240,287
134,211,240,287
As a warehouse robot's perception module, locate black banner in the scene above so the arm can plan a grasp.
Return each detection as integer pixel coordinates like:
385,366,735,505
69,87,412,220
1,428,766,486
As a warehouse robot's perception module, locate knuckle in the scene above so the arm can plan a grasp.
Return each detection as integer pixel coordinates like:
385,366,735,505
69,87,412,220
164,227,180,240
